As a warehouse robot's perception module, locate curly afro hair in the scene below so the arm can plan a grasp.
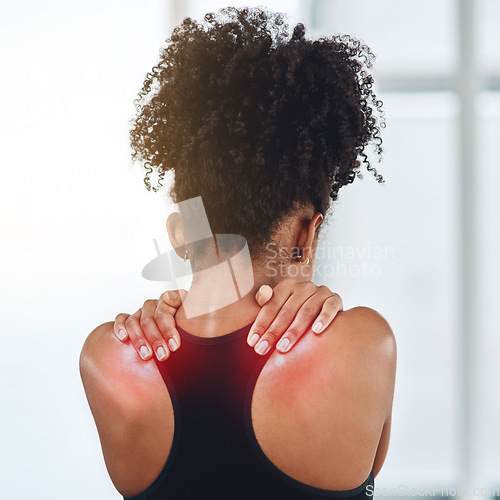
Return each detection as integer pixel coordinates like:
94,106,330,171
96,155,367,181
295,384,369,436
130,6,385,260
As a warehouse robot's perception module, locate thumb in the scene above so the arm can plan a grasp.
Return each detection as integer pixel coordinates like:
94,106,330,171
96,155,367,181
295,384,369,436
161,289,187,307
255,284,273,307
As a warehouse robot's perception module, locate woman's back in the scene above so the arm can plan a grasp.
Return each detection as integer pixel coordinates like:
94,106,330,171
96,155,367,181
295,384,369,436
80,306,396,499
80,7,395,499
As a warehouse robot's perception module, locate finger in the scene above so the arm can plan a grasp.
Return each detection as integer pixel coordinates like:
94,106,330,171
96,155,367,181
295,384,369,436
114,313,130,341
255,284,273,307
277,288,337,353
247,281,296,351
311,293,343,334
153,300,182,354
139,300,171,362
253,290,313,355
161,289,187,308
125,309,154,361
252,281,319,355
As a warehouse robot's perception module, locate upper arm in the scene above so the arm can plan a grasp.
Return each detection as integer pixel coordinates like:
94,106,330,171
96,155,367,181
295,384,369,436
335,306,397,405
373,413,392,477
79,322,170,497
329,306,397,475
353,307,397,474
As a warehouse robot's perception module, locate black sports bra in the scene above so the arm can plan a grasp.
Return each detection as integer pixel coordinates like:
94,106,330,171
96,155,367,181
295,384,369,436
124,322,374,500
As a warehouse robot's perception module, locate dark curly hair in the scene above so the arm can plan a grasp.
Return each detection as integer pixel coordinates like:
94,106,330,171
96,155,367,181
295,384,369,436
130,6,385,261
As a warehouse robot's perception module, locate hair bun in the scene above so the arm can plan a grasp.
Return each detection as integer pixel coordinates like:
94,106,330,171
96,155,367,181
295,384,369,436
130,7,384,261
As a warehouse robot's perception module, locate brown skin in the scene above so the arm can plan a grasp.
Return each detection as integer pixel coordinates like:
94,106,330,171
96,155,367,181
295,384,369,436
80,209,397,497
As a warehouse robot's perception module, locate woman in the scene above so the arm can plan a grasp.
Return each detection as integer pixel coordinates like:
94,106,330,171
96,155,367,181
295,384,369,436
80,7,396,500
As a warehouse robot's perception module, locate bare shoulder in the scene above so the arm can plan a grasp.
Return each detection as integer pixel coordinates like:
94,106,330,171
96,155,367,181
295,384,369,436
320,306,397,393
80,322,162,390
261,305,397,434
80,322,165,414
329,306,397,358
261,306,397,423
266,305,396,380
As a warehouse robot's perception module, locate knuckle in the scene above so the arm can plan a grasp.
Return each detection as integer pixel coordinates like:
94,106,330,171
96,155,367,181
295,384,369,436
125,316,137,328
140,316,155,329
251,324,265,336
278,308,295,322
299,306,315,319
284,328,299,339
263,304,280,317
263,330,279,341
328,293,342,307
144,299,158,308
153,308,167,320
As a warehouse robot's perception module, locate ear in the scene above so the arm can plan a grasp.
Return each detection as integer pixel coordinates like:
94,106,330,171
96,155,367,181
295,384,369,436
295,212,323,263
166,212,186,259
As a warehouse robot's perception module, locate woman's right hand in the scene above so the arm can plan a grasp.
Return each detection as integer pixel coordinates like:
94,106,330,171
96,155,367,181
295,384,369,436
113,289,187,362
245,279,343,355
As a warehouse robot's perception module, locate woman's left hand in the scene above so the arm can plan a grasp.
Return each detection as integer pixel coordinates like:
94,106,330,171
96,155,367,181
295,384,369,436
247,279,343,355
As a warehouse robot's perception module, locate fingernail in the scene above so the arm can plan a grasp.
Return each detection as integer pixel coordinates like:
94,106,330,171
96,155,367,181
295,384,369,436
117,329,127,341
312,321,323,334
168,338,179,351
166,291,178,300
255,340,269,355
139,345,150,360
157,346,167,360
257,285,272,303
248,333,260,347
276,337,290,353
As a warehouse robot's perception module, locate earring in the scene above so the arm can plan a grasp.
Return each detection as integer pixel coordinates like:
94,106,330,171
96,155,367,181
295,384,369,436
183,249,188,261
295,253,309,265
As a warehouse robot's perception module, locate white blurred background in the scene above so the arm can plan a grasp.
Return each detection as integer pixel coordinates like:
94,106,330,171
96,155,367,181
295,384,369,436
0,1,498,498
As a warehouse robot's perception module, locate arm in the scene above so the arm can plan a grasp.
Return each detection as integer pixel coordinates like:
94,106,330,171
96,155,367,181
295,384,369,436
373,415,392,477
321,306,396,481
344,307,396,477
79,322,173,497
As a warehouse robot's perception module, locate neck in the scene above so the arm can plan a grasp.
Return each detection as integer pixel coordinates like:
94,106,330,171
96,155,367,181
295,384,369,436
174,257,314,338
